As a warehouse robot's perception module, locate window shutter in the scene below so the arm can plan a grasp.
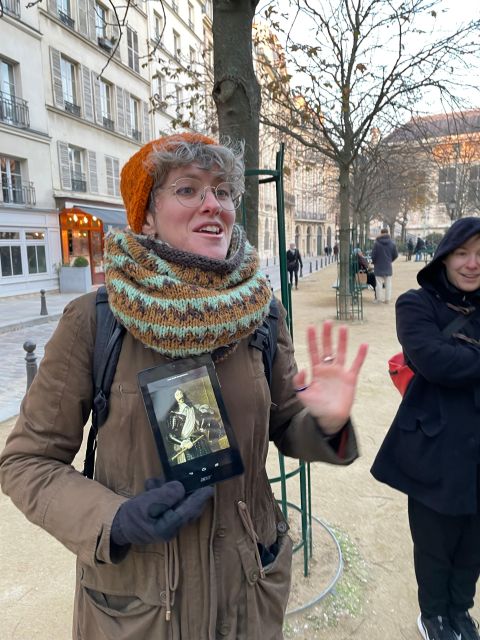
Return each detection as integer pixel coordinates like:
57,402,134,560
87,150,98,193
113,158,120,197
142,101,151,142
124,91,132,137
47,0,57,15
106,156,114,195
88,0,96,42
112,22,121,59
58,141,72,190
77,0,88,37
81,65,94,121
50,48,64,109
92,72,102,124
116,86,125,134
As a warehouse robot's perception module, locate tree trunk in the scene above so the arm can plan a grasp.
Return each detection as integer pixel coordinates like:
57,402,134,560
212,0,261,247
338,162,352,320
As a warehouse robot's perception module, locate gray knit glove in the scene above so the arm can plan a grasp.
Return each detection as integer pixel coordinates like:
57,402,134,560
111,479,213,547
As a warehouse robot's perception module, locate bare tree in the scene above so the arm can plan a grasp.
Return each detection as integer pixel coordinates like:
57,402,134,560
258,0,480,318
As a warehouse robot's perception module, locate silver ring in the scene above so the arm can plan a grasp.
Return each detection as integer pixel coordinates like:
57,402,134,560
323,355,335,363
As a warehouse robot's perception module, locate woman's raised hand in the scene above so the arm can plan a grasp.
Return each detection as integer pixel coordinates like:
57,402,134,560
293,321,368,434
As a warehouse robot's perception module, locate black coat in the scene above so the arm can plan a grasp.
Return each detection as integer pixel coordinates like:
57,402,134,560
371,217,480,515
286,248,302,271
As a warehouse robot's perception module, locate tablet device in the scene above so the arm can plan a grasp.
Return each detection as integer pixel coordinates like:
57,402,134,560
138,354,244,492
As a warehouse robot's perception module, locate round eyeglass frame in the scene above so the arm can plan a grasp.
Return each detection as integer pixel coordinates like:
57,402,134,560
157,177,242,211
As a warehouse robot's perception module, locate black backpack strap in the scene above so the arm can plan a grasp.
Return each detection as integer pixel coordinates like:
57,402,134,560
83,286,125,479
249,298,279,388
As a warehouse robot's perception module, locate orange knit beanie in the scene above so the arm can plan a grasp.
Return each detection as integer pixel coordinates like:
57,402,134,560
120,132,216,233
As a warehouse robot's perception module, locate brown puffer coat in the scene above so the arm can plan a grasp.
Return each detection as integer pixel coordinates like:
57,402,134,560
0,292,358,640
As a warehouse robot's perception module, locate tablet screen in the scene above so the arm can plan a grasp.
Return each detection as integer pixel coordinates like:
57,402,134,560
138,354,244,491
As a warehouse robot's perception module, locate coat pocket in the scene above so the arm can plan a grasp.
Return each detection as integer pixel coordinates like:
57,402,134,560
237,533,293,640
392,405,444,485
75,550,172,640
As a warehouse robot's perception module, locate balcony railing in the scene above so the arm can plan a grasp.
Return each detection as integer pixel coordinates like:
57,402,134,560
3,0,20,18
295,210,327,221
2,182,36,206
58,9,75,29
65,101,81,117
103,116,114,131
0,91,30,128
71,173,87,192
131,128,142,142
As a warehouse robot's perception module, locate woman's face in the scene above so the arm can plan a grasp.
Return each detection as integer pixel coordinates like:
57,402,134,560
443,233,480,292
142,165,236,260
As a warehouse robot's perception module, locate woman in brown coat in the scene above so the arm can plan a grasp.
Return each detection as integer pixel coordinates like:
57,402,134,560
0,133,367,640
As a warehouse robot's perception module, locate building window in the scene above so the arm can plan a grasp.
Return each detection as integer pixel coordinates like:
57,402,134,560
189,47,196,67
153,73,165,101
95,2,107,38
175,85,183,111
468,165,480,204
438,166,456,203
99,79,114,130
26,231,47,274
0,59,29,127
129,95,141,141
127,27,139,73
60,56,80,116
173,30,181,60
188,2,194,29
68,146,86,192
0,231,23,277
57,0,75,28
1,156,23,204
154,13,163,43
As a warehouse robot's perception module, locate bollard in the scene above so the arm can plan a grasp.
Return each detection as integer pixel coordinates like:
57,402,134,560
40,289,48,316
23,340,38,392
316,259,318,270
309,262,312,273
266,257,268,267
274,256,276,265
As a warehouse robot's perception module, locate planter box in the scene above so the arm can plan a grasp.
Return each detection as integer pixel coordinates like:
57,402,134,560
59,265,92,293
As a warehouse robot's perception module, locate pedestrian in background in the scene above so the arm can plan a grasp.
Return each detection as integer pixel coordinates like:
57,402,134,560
407,237,414,261
372,217,480,640
414,236,426,262
371,227,398,304
333,243,339,261
286,242,303,290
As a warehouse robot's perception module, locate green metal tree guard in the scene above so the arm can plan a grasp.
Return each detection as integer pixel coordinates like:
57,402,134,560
335,228,364,321
241,144,313,577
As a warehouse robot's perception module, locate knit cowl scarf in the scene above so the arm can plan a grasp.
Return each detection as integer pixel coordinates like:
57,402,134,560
103,224,273,359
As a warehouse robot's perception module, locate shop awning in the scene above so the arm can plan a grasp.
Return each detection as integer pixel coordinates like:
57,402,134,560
71,205,127,227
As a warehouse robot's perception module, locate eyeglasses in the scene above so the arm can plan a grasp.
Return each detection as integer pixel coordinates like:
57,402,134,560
160,177,242,211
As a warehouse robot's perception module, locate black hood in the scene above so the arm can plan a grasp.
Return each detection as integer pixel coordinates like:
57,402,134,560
417,217,480,299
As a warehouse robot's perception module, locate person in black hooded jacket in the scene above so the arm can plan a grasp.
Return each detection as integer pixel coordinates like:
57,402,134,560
371,217,480,640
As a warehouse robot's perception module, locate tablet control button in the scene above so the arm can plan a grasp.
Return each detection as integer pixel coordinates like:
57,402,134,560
216,527,226,538
218,622,230,636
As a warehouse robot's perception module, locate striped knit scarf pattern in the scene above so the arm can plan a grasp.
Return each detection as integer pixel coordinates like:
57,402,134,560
104,225,273,358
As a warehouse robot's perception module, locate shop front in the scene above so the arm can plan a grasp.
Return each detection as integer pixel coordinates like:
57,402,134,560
59,204,127,286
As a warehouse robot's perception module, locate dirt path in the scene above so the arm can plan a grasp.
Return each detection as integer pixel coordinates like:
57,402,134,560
1,257,478,638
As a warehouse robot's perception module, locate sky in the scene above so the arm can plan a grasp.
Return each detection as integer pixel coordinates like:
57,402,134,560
258,0,480,118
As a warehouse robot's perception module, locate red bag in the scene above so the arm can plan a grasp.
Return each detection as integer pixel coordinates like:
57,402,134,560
388,352,414,396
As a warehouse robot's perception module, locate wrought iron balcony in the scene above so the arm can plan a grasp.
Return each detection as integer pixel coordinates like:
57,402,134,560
58,9,75,29
65,101,81,117
103,116,114,131
131,128,142,142
3,0,20,18
2,182,36,205
0,91,30,128
295,210,327,221
71,173,87,192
